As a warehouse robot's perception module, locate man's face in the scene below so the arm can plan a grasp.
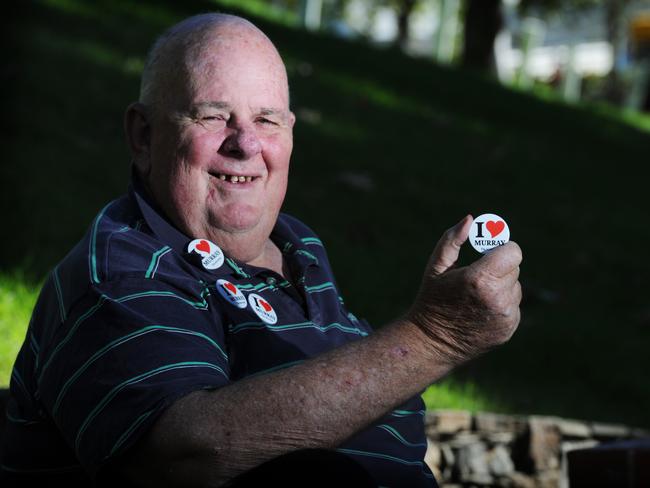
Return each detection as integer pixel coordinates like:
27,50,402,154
145,31,295,249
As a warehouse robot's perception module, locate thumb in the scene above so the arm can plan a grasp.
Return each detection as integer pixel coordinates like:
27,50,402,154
471,241,523,278
429,215,472,275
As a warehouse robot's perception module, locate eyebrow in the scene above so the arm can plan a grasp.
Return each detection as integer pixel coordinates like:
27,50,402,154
259,107,283,116
192,102,288,121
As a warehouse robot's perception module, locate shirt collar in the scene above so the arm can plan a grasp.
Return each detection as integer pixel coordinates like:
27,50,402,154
129,168,191,258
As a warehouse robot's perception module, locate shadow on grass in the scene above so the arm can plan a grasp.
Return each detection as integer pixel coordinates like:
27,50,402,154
2,0,649,427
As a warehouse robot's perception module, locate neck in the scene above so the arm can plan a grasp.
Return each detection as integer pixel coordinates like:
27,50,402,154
246,239,285,277
201,223,285,277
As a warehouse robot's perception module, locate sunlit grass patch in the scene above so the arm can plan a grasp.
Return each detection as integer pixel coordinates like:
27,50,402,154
213,0,298,26
0,273,40,387
422,379,504,413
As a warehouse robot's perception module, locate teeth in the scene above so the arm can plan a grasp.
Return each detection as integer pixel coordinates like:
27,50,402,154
214,173,255,182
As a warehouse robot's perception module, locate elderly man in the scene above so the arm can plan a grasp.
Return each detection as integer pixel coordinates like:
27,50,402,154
1,13,522,488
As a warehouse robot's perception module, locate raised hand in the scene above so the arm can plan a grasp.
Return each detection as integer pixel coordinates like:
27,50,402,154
407,215,523,365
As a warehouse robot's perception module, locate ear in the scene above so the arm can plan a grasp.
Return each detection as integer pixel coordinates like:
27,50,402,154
288,110,296,129
124,102,152,176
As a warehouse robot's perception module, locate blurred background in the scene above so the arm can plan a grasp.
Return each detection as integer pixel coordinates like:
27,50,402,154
1,0,649,439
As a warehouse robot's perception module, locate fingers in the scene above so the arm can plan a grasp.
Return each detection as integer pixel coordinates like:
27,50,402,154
506,280,522,313
514,280,522,305
473,241,522,278
505,281,523,332
430,215,473,275
501,266,520,288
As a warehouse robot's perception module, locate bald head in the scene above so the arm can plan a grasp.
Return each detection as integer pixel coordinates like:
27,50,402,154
125,12,296,265
140,13,289,117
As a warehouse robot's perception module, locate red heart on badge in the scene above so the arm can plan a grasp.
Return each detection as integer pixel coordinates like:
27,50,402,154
486,220,505,238
196,240,211,253
260,299,272,312
224,282,238,294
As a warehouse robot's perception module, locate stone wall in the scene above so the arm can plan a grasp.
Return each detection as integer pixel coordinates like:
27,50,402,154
423,410,649,487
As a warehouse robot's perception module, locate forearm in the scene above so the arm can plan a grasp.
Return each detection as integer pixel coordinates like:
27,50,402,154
126,318,455,486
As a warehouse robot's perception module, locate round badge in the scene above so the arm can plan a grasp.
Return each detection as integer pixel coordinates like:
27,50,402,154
187,238,224,270
468,213,510,253
248,293,277,324
216,279,247,309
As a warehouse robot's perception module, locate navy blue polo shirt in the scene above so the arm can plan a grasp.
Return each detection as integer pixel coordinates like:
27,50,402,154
1,175,436,487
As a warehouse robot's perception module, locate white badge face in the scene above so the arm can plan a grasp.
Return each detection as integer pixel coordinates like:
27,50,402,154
216,279,247,309
248,293,277,324
469,213,510,253
187,239,224,270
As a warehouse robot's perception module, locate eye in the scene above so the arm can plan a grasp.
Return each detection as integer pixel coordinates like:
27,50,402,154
257,117,278,125
197,114,228,128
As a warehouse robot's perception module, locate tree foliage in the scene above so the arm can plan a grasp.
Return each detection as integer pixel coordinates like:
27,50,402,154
518,0,601,14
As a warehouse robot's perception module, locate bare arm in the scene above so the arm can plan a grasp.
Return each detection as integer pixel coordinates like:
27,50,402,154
117,216,522,487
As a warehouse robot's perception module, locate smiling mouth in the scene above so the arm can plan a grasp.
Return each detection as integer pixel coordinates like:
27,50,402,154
210,172,259,184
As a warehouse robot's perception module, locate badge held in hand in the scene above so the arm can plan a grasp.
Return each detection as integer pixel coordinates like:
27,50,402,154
469,213,510,253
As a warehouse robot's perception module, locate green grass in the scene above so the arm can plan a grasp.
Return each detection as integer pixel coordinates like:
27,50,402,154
421,380,504,413
0,274,40,385
213,0,299,26
2,0,650,427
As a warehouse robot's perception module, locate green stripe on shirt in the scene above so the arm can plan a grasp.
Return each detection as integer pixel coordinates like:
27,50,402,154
390,409,426,418
145,246,171,279
336,448,428,467
88,202,114,284
231,320,368,337
52,266,67,322
300,237,323,246
75,361,227,454
107,409,155,458
52,324,228,417
376,424,428,448
304,281,336,293
38,289,211,384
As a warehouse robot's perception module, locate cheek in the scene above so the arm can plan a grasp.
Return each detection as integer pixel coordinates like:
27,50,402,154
180,130,226,167
262,134,293,172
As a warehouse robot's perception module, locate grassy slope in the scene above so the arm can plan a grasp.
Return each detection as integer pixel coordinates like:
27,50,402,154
2,0,649,427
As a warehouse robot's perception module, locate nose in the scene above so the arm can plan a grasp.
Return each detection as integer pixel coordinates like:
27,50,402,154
220,124,262,160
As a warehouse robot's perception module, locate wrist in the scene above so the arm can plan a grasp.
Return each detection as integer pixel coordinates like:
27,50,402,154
403,303,472,368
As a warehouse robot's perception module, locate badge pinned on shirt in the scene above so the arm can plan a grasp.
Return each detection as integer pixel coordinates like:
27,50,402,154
187,238,224,270
248,293,278,324
216,279,247,309
469,213,510,253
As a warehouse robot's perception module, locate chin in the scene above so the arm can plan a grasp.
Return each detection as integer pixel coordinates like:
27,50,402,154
212,204,264,233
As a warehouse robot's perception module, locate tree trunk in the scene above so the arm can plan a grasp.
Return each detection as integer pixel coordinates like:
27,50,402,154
396,0,417,48
462,0,503,72
604,0,628,103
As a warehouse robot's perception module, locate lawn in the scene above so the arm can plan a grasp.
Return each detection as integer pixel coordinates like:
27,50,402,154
2,0,649,428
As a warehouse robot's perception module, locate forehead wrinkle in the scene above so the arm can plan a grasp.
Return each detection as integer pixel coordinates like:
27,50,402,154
193,101,231,110
192,101,287,114
259,108,290,122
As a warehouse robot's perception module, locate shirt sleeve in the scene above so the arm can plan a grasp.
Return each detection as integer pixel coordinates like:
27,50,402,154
36,274,230,476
